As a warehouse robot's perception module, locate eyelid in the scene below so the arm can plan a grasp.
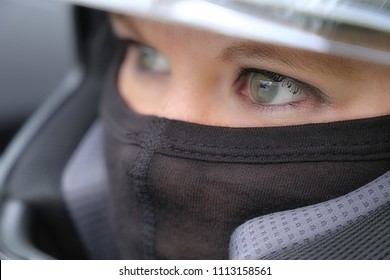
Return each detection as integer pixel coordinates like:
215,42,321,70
115,33,157,51
119,38,151,49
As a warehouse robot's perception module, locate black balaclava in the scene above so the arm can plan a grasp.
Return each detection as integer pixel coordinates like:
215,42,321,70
100,51,390,260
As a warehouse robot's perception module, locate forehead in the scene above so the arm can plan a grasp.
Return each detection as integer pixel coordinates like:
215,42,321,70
111,14,376,79
110,14,225,44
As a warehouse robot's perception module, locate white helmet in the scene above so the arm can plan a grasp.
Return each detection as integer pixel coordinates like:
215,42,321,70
55,0,390,64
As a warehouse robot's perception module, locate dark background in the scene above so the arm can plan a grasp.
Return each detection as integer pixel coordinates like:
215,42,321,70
0,0,75,154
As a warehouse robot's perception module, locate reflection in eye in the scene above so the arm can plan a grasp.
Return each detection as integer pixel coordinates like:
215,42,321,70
136,45,171,73
249,72,303,105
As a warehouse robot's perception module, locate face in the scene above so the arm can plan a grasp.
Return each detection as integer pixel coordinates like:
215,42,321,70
110,14,390,127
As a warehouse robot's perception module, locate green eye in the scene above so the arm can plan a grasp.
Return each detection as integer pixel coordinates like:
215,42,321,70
137,45,171,73
249,72,302,105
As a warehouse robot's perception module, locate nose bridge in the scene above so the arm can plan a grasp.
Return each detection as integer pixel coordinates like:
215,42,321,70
152,26,232,125
161,65,221,123
160,57,225,124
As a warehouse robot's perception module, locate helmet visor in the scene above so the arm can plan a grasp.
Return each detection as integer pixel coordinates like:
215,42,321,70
58,0,390,64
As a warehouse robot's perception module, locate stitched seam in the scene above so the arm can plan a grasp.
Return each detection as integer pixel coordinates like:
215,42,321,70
126,119,166,259
125,132,390,150
159,147,390,160
161,138,390,150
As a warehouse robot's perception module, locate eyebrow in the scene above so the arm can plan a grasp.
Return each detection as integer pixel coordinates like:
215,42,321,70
219,41,361,80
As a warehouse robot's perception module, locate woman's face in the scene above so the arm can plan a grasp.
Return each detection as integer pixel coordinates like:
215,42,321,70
110,14,390,127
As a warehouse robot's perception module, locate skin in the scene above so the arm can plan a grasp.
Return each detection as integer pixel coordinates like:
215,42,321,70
110,15,390,127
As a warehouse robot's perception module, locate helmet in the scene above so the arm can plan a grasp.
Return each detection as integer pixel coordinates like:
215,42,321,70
56,0,390,64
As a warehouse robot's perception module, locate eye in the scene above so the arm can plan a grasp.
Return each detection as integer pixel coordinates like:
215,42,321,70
238,69,324,107
136,45,171,73
248,71,304,105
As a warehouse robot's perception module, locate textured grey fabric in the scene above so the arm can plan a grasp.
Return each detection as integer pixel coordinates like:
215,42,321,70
229,171,390,259
62,121,119,259
265,202,390,259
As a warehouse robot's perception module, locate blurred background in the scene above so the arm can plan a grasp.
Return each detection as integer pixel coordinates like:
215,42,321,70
0,0,75,154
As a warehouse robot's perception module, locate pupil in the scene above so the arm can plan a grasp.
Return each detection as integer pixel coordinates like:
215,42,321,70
140,47,154,67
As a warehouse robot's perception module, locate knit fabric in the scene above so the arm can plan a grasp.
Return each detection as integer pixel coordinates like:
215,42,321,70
229,171,390,259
